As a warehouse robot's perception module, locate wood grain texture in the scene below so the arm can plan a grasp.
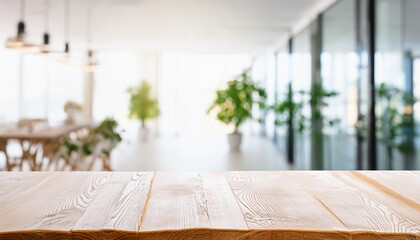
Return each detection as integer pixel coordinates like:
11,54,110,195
0,172,53,210
138,172,211,239
226,171,351,239
333,171,420,224
0,171,419,240
287,171,420,239
200,172,249,239
0,172,111,239
200,172,248,230
355,171,420,208
71,172,154,240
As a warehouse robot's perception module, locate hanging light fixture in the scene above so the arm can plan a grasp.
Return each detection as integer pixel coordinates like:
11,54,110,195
82,2,99,72
41,0,50,52
5,0,41,53
84,50,99,72
56,0,83,65
38,0,65,58
39,0,54,55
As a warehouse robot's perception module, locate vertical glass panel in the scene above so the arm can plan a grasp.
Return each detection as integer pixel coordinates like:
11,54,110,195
292,27,312,169
405,0,420,56
404,0,420,169
321,0,358,169
376,0,406,169
265,53,276,140
414,58,420,169
275,44,290,153
357,0,371,170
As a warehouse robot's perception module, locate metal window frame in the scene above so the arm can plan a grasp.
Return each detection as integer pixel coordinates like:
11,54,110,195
366,0,377,170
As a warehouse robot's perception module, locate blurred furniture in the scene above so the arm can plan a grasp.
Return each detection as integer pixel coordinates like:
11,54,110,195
0,121,91,171
57,118,122,171
0,171,419,239
17,118,48,129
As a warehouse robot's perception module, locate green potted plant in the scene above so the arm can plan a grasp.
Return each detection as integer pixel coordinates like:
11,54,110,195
208,68,266,149
127,80,160,141
64,101,82,125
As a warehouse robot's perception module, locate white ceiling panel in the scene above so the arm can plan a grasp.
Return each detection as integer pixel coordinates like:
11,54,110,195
0,0,335,53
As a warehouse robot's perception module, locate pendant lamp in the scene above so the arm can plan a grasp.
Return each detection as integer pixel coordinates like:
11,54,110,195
5,0,41,53
56,0,83,65
82,3,99,72
39,0,65,58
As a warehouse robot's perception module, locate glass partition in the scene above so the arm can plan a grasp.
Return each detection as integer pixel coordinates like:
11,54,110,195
404,0,420,170
291,27,312,169
274,44,291,153
265,53,277,140
375,0,420,170
321,0,358,169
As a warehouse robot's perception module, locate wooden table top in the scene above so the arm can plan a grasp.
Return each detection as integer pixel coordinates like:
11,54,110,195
0,171,419,240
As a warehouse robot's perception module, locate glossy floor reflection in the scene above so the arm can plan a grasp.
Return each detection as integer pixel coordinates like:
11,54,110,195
110,133,290,171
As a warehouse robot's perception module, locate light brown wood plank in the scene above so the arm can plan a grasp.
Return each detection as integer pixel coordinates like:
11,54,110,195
0,172,111,239
0,172,54,211
200,172,249,239
333,171,420,224
71,172,154,240
0,171,419,240
200,172,248,230
355,171,420,208
288,171,420,240
139,172,211,240
227,171,350,239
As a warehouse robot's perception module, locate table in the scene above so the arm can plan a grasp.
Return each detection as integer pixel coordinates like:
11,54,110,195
0,171,419,239
0,122,91,171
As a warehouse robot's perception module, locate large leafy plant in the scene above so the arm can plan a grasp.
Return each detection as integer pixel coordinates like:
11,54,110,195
208,68,266,133
127,81,160,127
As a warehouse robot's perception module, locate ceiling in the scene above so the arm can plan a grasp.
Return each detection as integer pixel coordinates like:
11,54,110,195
0,0,335,53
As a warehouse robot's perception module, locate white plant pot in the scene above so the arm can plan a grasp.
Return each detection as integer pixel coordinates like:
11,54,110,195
64,110,77,125
139,127,150,142
228,133,242,150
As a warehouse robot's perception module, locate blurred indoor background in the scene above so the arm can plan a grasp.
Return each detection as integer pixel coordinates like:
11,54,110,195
0,0,419,171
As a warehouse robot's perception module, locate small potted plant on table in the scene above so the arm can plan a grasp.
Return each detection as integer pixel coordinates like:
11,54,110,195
208,68,266,150
64,101,82,125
